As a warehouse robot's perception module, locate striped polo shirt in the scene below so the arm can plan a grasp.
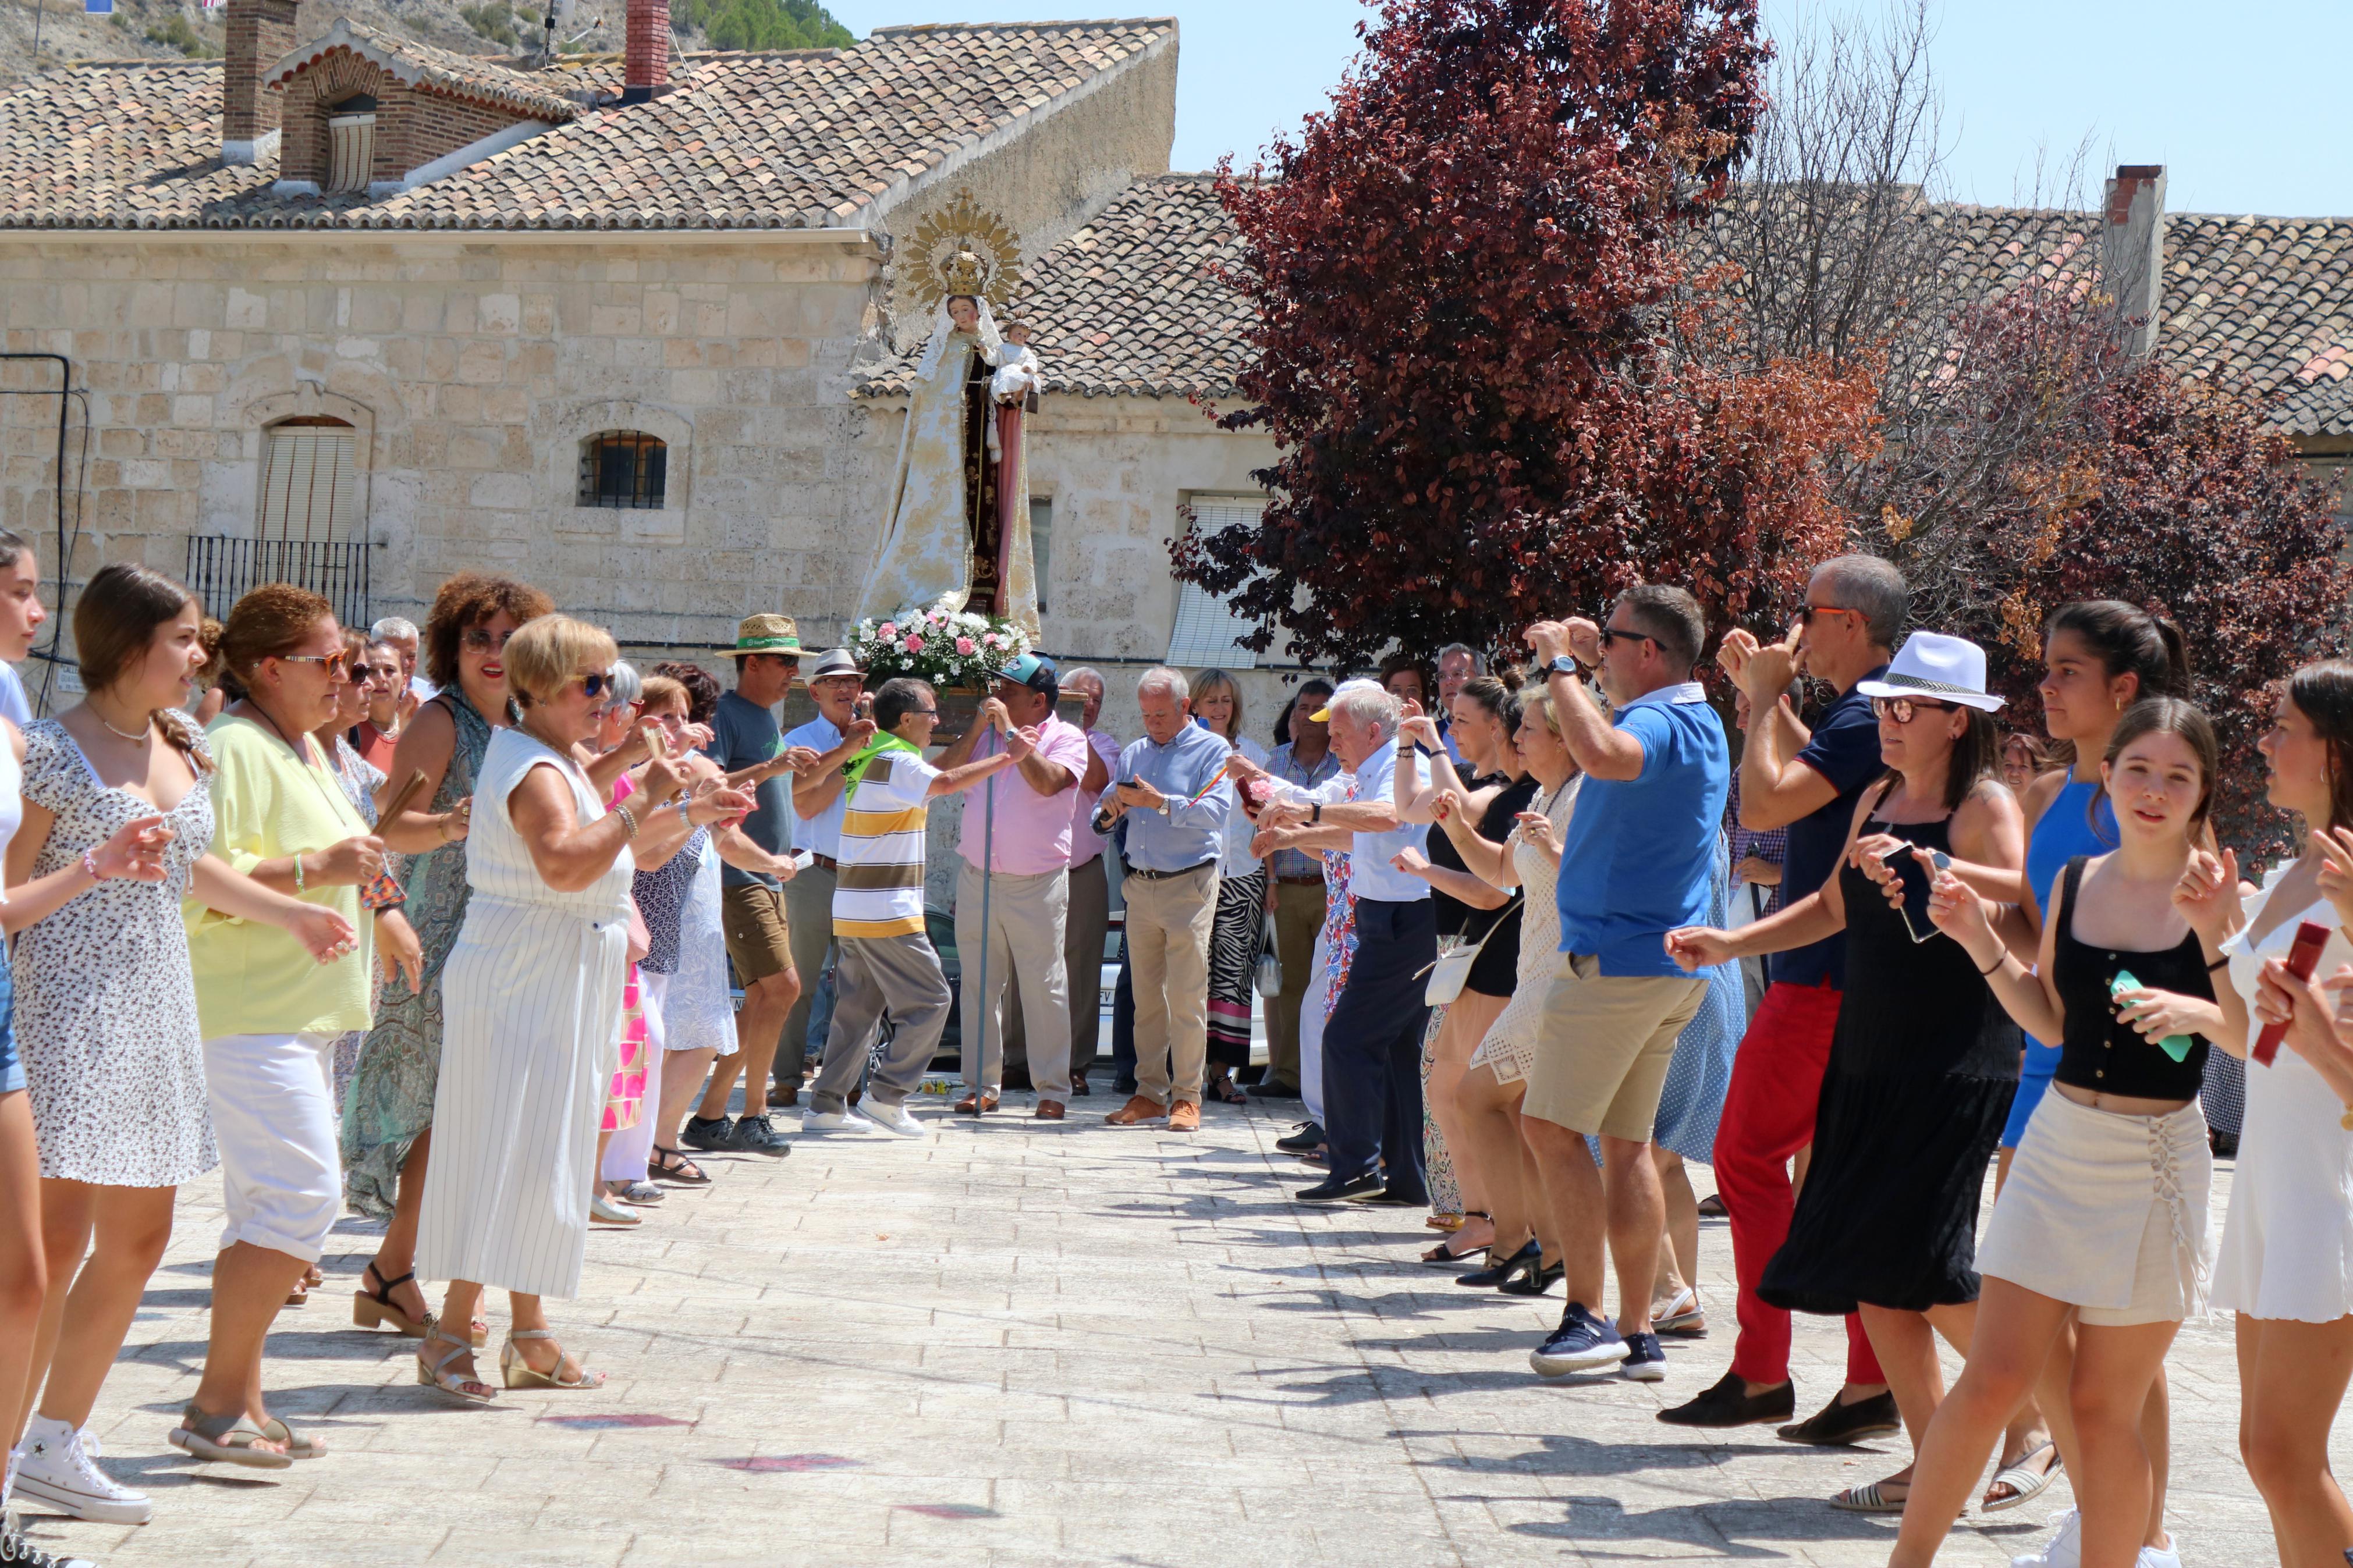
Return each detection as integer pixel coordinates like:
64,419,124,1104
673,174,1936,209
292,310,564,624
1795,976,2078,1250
832,748,942,939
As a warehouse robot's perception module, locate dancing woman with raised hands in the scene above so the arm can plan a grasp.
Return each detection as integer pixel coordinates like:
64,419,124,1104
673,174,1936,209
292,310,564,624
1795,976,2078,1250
1665,632,2025,1513
1894,696,2231,1568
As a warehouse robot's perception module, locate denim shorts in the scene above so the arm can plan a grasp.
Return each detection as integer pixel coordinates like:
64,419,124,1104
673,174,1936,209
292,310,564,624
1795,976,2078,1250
0,962,20,1096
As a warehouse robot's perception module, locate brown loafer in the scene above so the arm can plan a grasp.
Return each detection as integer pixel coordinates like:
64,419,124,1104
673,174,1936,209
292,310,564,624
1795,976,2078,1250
1035,1100,1066,1120
1167,1099,1201,1132
1105,1094,1166,1126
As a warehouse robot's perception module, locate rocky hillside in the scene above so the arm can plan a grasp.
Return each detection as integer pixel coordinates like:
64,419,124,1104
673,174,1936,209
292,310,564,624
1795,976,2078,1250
1,0,849,84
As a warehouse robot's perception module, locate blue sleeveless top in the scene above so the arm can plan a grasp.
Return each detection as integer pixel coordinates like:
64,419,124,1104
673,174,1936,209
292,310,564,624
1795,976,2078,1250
2027,776,2120,915
2006,774,2124,1144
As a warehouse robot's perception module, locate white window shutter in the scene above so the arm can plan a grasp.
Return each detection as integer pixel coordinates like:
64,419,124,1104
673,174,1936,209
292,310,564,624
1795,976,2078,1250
259,425,358,545
1166,496,1266,669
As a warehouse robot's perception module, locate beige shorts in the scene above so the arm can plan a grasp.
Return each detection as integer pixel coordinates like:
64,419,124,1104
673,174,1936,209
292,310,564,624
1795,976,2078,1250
1522,954,1707,1142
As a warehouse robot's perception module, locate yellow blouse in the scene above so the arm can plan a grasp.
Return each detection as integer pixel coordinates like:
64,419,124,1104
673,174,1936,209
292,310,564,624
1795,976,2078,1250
184,713,374,1039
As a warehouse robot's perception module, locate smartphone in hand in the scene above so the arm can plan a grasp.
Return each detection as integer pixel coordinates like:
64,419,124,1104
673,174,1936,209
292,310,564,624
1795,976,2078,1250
1894,848,1954,944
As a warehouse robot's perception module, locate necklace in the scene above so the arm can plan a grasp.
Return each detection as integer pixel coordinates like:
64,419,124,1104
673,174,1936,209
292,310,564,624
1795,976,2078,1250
97,712,150,744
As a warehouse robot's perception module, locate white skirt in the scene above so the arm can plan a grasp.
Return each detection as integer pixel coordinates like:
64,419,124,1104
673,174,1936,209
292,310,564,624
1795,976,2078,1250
1976,1087,2212,1325
2214,1047,2353,1321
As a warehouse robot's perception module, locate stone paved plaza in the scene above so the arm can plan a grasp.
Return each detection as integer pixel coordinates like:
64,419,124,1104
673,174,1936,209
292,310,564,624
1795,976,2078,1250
13,1091,2311,1567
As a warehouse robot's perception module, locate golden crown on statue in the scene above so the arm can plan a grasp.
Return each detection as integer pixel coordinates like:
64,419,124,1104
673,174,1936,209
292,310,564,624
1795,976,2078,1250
904,188,1023,311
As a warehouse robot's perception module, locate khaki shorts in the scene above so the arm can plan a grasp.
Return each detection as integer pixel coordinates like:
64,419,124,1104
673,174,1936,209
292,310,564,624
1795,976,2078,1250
721,881,794,985
1522,953,1707,1142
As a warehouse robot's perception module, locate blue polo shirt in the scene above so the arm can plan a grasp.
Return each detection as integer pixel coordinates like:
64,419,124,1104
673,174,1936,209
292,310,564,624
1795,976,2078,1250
1555,683,1729,977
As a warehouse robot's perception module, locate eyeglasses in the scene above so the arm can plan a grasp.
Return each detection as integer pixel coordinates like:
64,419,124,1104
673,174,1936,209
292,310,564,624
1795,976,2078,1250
463,627,515,652
276,652,350,679
1798,605,1864,627
907,707,940,718
1872,696,1957,724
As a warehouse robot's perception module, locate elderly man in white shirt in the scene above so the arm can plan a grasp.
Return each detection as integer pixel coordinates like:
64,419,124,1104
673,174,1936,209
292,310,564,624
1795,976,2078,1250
1240,679,1435,1206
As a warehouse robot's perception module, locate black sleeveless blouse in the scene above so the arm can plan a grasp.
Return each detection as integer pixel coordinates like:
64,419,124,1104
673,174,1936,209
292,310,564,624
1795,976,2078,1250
2049,855,2212,1100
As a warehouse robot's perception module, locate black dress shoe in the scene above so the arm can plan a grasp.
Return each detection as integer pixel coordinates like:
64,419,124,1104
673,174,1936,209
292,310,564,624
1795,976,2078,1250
1252,1079,1301,1099
1348,1185,1429,1208
1275,1121,1325,1154
1777,1389,1901,1445
1658,1370,1797,1428
1296,1173,1383,1202
1497,1257,1566,1296
1456,1239,1539,1287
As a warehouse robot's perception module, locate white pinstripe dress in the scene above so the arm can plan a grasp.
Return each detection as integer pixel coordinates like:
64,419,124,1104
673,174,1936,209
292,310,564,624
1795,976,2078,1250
416,728,632,1300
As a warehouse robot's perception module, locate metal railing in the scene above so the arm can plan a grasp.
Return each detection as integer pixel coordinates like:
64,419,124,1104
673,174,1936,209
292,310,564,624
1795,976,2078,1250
184,536,372,631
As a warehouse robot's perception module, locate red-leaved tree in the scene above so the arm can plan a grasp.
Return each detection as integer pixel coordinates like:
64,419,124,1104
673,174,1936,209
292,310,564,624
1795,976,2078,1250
1872,291,2351,852
1184,0,1882,669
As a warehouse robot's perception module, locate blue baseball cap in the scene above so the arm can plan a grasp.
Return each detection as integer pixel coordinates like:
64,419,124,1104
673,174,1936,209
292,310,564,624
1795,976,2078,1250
998,652,1059,697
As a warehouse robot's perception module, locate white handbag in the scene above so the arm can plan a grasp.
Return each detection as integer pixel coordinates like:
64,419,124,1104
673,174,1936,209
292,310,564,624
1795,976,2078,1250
1421,895,1522,1007
1253,923,1283,998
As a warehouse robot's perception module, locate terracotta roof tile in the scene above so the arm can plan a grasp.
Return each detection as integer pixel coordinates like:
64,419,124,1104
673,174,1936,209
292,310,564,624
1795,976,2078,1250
0,18,1174,231
265,19,585,124
857,172,1251,399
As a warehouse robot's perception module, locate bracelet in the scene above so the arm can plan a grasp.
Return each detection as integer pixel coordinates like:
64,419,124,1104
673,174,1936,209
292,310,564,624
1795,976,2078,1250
2208,954,2231,973
1975,950,2004,977
615,803,640,841
80,848,106,883
1309,802,1322,825
675,795,693,829
293,854,307,893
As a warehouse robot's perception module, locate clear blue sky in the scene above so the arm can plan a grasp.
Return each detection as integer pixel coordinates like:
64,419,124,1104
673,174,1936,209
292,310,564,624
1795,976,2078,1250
830,1,2353,218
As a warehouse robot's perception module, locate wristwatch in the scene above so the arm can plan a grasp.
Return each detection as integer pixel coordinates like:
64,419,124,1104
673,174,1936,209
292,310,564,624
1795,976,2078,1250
1548,655,1582,678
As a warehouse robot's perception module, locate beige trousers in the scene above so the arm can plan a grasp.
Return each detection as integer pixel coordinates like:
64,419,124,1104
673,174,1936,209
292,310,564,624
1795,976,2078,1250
954,862,1071,1100
1264,876,1323,1090
1122,862,1219,1108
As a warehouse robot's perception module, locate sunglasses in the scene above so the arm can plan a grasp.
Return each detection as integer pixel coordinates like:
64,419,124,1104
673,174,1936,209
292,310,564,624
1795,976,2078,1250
1798,605,1864,627
276,651,350,679
576,671,618,701
1596,626,1652,649
601,697,645,717
463,626,515,652
1872,696,1958,724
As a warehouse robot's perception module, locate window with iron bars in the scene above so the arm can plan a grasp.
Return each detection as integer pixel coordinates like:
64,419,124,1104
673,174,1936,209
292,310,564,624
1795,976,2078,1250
580,432,668,510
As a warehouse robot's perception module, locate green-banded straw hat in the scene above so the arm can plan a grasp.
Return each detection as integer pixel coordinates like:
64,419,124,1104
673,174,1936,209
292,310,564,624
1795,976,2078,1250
719,614,802,658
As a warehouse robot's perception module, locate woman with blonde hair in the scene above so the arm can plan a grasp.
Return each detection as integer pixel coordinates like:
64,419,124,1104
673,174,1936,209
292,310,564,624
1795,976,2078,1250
412,616,749,1403
1193,668,1268,1104
345,573,549,1346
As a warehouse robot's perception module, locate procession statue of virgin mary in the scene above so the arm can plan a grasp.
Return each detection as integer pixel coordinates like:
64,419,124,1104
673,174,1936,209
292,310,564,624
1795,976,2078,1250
858,192,1044,639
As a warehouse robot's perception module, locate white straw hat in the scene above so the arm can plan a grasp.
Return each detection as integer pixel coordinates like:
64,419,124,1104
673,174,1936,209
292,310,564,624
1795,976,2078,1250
1854,631,2007,713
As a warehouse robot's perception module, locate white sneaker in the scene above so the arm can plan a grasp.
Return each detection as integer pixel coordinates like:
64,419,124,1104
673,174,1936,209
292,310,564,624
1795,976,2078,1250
2012,1507,2081,1568
10,1416,151,1524
2138,1535,2182,1568
801,1107,878,1133
863,1101,927,1139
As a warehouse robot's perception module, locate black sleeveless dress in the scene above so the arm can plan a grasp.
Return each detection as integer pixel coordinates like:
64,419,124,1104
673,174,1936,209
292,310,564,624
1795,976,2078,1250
1760,807,2022,1314
1427,773,1538,997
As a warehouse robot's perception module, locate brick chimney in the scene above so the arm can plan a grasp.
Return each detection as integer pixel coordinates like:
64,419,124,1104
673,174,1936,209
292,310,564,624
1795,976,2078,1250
2102,163,2167,358
222,0,301,165
620,0,668,105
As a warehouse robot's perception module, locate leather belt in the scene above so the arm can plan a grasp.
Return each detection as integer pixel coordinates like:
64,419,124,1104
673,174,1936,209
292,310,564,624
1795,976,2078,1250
1275,874,1323,884
810,854,838,873
1128,859,1216,881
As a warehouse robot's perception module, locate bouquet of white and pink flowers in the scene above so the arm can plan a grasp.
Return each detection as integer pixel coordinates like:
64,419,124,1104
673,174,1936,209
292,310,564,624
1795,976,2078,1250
847,605,1032,688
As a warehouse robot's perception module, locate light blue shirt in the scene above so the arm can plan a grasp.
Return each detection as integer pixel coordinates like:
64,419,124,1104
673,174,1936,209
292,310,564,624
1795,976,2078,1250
0,663,31,727
1099,723,1233,872
783,713,847,862
1272,744,1430,904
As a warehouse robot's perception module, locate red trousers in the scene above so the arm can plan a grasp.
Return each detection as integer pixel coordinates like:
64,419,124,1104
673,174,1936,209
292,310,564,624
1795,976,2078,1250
1712,980,1884,1389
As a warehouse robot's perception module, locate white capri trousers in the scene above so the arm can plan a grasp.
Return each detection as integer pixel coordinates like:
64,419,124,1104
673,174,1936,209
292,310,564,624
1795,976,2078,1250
202,1032,342,1264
